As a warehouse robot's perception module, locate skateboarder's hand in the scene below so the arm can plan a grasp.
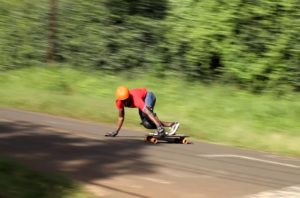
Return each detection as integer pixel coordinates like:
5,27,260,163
105,131,118,137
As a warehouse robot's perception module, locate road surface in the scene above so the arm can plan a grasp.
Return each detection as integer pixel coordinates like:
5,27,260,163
0,108,300,198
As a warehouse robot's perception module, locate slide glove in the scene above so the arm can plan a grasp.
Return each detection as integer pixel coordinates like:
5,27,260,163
105,131,118,137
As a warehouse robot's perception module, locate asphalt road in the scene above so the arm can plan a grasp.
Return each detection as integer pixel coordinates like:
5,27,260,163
0,108,300,198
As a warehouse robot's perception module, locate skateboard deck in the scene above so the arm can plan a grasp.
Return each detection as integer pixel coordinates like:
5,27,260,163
144,133,189,144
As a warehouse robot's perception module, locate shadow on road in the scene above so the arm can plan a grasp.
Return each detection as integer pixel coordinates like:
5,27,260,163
0,120,157,197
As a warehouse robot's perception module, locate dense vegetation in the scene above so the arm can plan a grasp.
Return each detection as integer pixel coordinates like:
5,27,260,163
1,0,299,92
0,156,93,198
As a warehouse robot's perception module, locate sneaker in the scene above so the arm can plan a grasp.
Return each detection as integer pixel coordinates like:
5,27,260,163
169,122,180,135
153,127,166,137
153,131,165,137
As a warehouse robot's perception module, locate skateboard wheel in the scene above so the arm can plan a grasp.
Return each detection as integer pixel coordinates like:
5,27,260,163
145,136,152,142
150,137,158,144
181,138,188,144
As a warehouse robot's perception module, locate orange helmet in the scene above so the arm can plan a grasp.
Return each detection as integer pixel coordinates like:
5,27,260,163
115,86,129,100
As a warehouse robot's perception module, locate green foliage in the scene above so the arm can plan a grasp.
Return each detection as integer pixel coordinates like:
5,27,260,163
0,0,299,92
0,0,48,69
165,0,300,91
54,0,168,72
0,156,92,198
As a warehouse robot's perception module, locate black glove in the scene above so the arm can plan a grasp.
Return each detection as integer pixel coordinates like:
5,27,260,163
105,131,118,137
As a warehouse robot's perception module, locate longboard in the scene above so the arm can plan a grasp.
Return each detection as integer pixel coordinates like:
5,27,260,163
144,133,189,144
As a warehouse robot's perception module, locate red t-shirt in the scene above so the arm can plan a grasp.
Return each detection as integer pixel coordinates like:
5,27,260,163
115,88,147,111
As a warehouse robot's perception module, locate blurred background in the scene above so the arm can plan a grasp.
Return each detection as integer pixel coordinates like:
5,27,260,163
0,1,300,197
0,0,300,154
1,0,300,91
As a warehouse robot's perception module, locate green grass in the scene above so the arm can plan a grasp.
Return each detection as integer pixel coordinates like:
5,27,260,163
0,66,300,157
0,156,94,198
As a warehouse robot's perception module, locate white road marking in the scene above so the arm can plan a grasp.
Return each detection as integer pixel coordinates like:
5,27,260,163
46,120,58,124
140,177,171,184
129,185,143,189
0,118,12,122
46,120,78,126
199,154,300,169
265,154,300,162
243,185,300,198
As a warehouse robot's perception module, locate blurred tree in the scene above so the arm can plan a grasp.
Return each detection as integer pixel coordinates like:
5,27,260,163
0,0,48,69
0,0,299,92
47,0,58,62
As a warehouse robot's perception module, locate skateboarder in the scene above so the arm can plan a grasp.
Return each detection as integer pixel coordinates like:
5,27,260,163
105,86,180,137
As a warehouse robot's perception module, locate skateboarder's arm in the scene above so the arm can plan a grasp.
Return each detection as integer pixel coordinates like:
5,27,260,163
116,108,125,133
105,106,125,137
143,107,161,128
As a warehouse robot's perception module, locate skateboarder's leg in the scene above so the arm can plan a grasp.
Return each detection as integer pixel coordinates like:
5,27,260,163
139,108,179,135
143,91,176,127
140,91,180,135
139,109,156,129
